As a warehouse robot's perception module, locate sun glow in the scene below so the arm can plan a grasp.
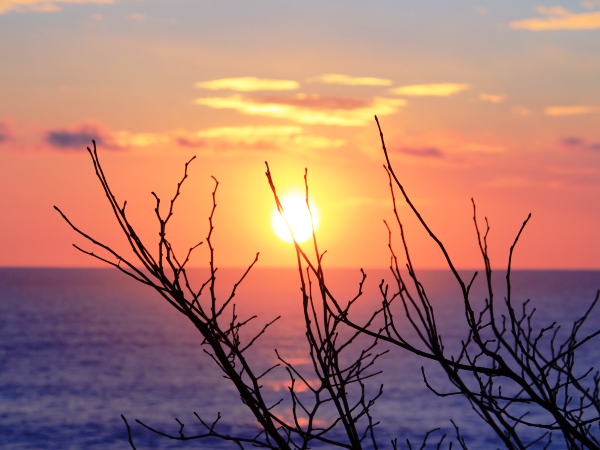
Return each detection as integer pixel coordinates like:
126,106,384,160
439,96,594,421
271,193,319,243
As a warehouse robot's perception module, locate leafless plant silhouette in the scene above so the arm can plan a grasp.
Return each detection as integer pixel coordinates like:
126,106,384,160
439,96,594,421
55,117,600,449
277,117,600,449
55,141,386,449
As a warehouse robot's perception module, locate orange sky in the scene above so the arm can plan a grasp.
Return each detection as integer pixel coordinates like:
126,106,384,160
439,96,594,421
1,1,599,269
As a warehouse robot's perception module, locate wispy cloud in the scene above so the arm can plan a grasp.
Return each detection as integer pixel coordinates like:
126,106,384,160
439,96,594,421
311,74,393,87
382,130,505,164
43,122,344,154
45,123,167,151
110,130,169,148
582,1,600,9
390,83,470,97
510,6,600,30
544,105,599,116
481,176,537,188
482,175,564,190
247,94,374,110
558,136,600,151
559,136,586,147
0,0,113,15
46,124,103,150
194,94,405,126
462,143,505,154
173,126,344,152
195,77,299,92
184,125,305,141
397,147,445,158
479,93,505,104
396,142,503,159
0,120,14,144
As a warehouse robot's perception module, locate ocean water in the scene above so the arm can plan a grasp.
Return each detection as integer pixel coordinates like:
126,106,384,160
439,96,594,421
0,268,599,449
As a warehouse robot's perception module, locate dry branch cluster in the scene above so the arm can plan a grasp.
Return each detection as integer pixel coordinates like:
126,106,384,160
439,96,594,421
56,118,600,449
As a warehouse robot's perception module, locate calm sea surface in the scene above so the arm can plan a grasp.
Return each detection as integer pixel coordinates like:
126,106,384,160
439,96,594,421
1,268,599,449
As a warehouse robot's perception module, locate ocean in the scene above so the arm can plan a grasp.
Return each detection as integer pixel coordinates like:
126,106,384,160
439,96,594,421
1,268,599,449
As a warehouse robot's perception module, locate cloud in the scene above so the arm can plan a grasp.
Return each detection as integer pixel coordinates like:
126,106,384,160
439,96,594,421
43,123,343,154
397,142,503,159
559,136,586,147
195,77,299,92
45,123,168,151
382,130,505,163
0,0,113,14
0,120,14,144
110,130,169,148
46,124,104,149
183,125,305,141
397,147,445,158
248,94,374,110
544,105,599,116
482,176,565,190
481,176,536,188
390,83,470,97
558,136,600,151
311,74,393,87
463,143,505,154
510,6,600,30
194,94,406,126
582,1,600,9
173,126,344,153
479,93,505,104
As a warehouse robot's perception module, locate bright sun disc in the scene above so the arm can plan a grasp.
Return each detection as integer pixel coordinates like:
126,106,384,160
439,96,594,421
271,193,319,243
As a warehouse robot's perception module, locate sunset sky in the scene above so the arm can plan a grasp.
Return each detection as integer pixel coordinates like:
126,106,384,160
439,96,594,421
1,0,599,269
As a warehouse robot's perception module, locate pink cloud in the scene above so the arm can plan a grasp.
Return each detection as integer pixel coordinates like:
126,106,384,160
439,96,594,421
0,119,14,144
45,123,115,151
0,0,113,15
172,126,344,154
44,123,169,151
558,136,600,152
511,7,600,30
248,94,374,111
396,146,445,158
43,122,346,154
195,95,405,126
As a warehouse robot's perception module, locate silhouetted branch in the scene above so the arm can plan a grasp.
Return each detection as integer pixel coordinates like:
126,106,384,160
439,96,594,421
59,114,600,450
121,414,137,450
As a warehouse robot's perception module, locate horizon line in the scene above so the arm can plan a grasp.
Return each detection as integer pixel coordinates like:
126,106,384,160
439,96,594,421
2,265,599,272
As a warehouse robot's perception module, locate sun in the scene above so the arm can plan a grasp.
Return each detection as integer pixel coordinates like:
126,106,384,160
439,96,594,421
271,193,319,243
